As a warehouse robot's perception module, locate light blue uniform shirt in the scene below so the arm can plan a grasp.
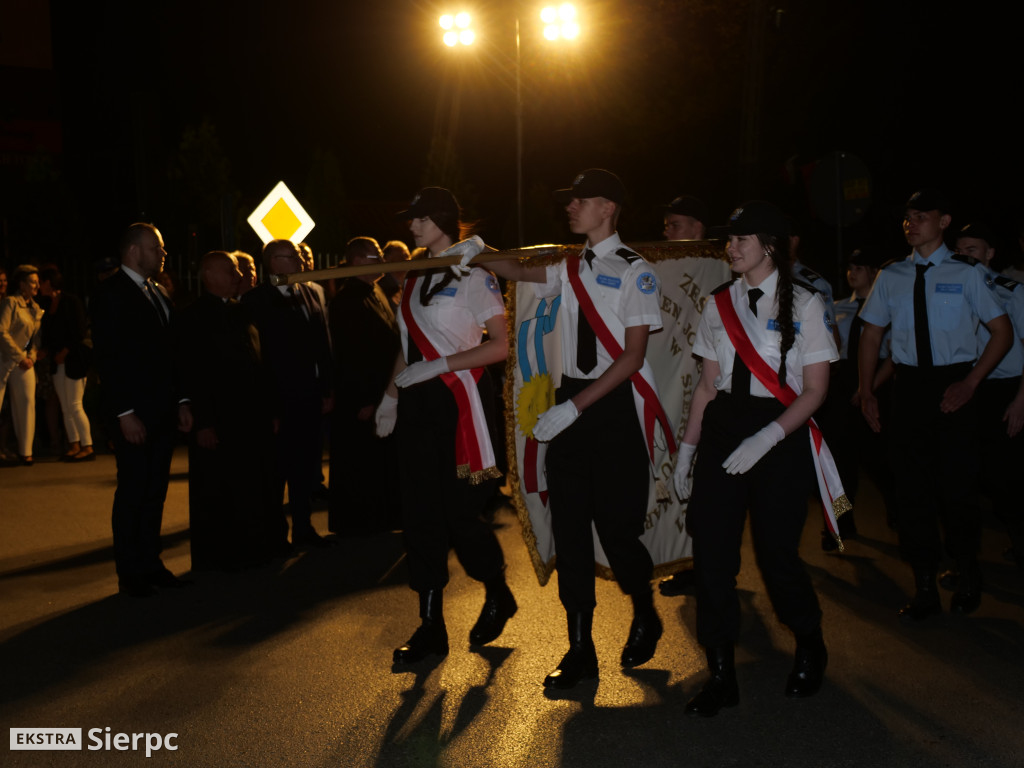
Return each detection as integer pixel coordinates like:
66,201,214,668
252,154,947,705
977,266,1024,379
859,244,1005,366
834,294,890,360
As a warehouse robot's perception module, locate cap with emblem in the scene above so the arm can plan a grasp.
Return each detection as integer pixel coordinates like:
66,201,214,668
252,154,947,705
905,188,952,215
956,222,997,248
662,195,709,225
554,169,625,205
726,200,790,239
395,187,459,220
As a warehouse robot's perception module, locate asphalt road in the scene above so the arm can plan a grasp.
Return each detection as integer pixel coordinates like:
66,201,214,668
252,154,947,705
2,449,1023,768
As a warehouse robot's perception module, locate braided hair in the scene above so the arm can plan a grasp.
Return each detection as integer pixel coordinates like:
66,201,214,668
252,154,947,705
760,234,796,386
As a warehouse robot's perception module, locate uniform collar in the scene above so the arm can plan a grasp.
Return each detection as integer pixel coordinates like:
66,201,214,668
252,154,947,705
741,268,778,297
584,232,624,262
911,242,952,266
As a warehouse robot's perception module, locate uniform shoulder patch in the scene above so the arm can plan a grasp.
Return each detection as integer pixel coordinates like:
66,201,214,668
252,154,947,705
950,253,979,267
994,274,1020,291
711,280,733,295
615,247,640,263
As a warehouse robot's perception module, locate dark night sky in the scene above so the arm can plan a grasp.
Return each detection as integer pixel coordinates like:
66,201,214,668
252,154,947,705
4,0,1021,284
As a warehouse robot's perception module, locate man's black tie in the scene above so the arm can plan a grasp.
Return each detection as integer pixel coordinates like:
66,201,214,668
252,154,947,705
914,263,933,368
576,249,598,373
732,287,763,397
847,297,866,363
144,279,168,326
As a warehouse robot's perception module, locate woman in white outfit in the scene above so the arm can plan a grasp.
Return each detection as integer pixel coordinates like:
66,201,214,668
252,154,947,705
0,264,44,465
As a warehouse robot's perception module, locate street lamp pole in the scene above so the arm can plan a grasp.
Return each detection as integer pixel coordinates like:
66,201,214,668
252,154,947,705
440,6,578,247
515,16,524,246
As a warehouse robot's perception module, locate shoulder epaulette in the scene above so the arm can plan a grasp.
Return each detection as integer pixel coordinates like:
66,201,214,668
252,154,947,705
616,247,640,263
950,253,979,267
993,274,1020,291
711,280,733,295
792,278,818,294
796,266,824,283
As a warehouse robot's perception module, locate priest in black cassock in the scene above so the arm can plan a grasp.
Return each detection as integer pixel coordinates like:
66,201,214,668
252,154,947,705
328,237,402,535
176,251,278,570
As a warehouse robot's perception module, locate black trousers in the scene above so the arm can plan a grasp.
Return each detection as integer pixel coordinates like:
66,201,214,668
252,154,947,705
687,393,820,647
977,376,1024,554
889,364,981,570
397,373,504,593
112,419,175,579
545,377,652,613
272,390,323,539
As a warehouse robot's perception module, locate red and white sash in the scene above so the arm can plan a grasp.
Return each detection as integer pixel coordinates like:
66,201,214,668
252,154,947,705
716,285,851,550
400,276,501,484
566,253,677,469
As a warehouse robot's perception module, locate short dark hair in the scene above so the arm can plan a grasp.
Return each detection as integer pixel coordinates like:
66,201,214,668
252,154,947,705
343,236,381,263
119,222,159,260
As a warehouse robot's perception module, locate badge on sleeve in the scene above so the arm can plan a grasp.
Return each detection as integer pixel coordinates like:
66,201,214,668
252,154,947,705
636,272,657,295
485,274,501,294
823,311,834,333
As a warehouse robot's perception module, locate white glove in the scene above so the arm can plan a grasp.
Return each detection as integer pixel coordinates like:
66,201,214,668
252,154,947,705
394,357,449,388
441,235,486,277
722,421,785,475
672,442,699,500
375,393,398,437
532,400,580,441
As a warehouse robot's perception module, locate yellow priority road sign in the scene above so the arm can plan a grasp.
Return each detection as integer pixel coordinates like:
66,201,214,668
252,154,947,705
247,181,316,244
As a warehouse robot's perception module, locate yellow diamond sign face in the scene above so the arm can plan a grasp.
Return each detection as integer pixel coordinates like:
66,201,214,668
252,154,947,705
247,181,315,244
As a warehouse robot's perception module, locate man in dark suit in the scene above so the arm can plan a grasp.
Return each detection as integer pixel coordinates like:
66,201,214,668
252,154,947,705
243,239,334,548
176,251,278,570
91,222,193,598
328,237,402,535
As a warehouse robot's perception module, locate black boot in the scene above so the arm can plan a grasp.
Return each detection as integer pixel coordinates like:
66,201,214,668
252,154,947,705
620,588,663,668
685,645,739,717
898,568,942,622
785,628,828,698
393,590,449,665
950,559,982,615
543,611,598,689
469,568,518,646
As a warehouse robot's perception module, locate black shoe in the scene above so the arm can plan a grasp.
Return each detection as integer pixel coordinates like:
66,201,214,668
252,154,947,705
118,577,158,598
469,582,517,646
393,622,449,664
685,646,739,717
785,642,828,698
620,611,663,668
898,592,942,621
1004,547,1024,570
394,590,448,665
148,568,192,589
949,560,982,614
292,529,335,548
950,589,982,614
658,570,696,596
543,645,599,689
938,569,959,591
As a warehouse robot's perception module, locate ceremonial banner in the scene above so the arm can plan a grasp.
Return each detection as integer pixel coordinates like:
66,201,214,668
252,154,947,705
505,244,730,585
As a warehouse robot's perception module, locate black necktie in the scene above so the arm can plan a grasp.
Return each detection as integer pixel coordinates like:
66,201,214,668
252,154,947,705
847,297,865,363
914,263,933,368
144,280,168,326
732,287,763,396
576,250,598,373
